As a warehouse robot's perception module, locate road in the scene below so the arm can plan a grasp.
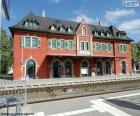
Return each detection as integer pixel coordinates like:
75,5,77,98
1,89,140,116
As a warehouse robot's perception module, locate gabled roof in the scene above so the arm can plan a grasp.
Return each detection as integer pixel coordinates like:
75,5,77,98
9,12,133,41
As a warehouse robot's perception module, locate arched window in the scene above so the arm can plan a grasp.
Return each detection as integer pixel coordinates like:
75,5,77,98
96,61,103,76
106,61,111,75
52,60,61,78
82,27,87,36
65,61,72,77
26,59,36,78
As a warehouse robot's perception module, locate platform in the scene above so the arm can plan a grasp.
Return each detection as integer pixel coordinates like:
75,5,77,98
0,74,140,90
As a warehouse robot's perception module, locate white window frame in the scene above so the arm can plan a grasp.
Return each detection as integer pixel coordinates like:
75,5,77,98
21,36,40,48
67,40,73,50
60,39,65,49
119,44,128,52
82,26,87,36
51,39,57,49
80,41,89,51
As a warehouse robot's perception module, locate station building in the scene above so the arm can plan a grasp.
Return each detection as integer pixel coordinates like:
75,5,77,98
10,12,133,80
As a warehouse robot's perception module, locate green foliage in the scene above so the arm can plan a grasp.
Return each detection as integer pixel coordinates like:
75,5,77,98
0,28,13,74
131,42,140,62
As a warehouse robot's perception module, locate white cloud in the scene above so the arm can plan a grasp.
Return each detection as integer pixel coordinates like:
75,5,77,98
49,0,61,3
72,14,94,24
118,19,140,35
72,14,108,26
105,9,135,22
72,6,108,26
118,19,140,31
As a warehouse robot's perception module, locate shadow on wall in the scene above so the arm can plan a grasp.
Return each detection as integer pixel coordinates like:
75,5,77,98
37,56,50,79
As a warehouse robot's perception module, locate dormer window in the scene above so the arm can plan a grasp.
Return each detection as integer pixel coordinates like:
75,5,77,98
68,27,73,33
24,19,39,28
101,31,104,36
51,25,56,31
94,30,98,36
82,27,87,36
107,32,111,37
25,21,29,27
60,26,65,32
98,31,101,36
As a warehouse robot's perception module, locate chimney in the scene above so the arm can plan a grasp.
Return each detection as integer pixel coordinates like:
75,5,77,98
42,10,45,17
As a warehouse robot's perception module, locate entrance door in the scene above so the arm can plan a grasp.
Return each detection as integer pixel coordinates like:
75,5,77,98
26,60,36,79
65,61,72,77
121,61,127,74
52,61,61,78
106,61,111,75
96,61,103,76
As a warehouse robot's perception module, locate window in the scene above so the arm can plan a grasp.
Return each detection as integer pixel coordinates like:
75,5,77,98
49,39,74,50
21,36,40,48
80,42,89,51
82,27,87,36
101,31,104,36
51,25,55,31
85,42,89,50
81,42,84,50
119,44,128,52
68,41,73,50
68,28,73,33
24,19,39,28
25,37,31,47
93,43,113,52
60,40,65,49
32,37,38,47
60,26,65,32
52,39,57,49
107,32,111,37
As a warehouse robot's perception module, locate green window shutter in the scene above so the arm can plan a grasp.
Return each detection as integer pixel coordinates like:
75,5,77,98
64,40,68,49
97,43,100,51
73,41,76,49
118,44,120,52
57,40,60,49
126,45,128,52
38,38,41,48
48,39,52,49
21,36,24,47
93,43,96,50
110,44,113,51
105,44,108,51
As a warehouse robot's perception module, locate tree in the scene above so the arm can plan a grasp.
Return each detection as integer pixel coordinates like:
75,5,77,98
0,28,13,74
131,42,140,62
136,41,140,62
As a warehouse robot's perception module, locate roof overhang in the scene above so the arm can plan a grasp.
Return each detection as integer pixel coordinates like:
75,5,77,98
9,27,76,37
47,54,127,58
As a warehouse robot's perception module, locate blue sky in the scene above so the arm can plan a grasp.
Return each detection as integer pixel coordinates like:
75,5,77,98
1,0,140,41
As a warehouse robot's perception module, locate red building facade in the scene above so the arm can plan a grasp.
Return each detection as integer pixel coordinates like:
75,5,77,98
10,12,133,80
